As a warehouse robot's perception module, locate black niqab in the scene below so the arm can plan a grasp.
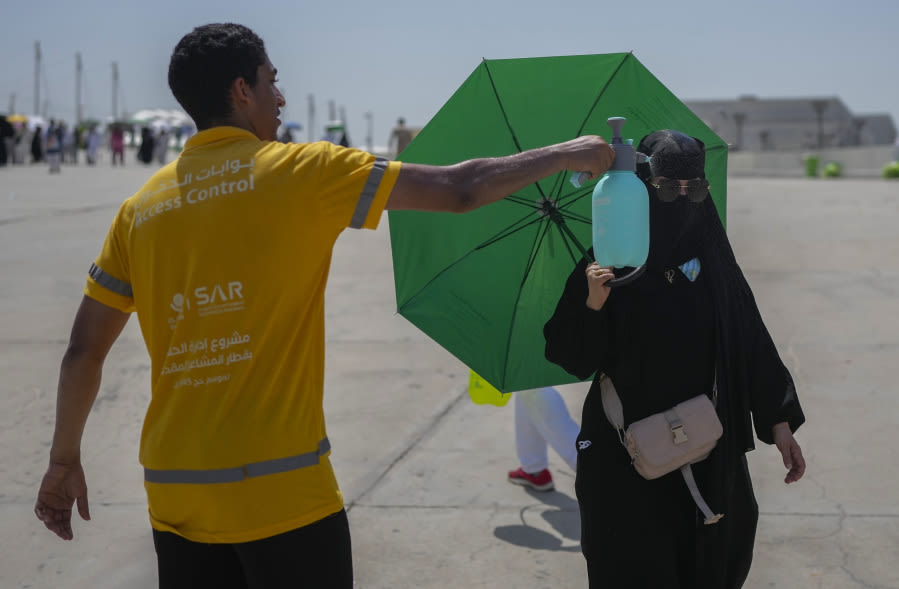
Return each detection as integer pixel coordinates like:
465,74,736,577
639,130,708,272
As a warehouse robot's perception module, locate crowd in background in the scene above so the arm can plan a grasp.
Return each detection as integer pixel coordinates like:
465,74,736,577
1,113,420,170
0,113,196,171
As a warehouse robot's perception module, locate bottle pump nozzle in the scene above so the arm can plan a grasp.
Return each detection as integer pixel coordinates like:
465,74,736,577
570,117,640,188
606,117,637,172
607,116,626,144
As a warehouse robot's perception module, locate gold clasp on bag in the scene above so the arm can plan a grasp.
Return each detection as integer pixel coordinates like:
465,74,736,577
664,409,689,445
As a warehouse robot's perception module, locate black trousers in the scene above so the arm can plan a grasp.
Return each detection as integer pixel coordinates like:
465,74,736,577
153,509,353,589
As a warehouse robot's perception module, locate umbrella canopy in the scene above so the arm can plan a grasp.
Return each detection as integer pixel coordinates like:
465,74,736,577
150,119,171,133
6,114,28,123
388,53,728,393
25,114,48,132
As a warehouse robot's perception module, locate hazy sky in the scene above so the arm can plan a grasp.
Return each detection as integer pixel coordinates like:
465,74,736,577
3,0,896,148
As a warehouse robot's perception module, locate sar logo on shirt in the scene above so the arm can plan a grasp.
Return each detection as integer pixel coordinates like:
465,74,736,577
194,281,245,317
167,281,245,328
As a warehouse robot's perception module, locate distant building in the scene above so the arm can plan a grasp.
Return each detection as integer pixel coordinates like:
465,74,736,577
685,95,897,151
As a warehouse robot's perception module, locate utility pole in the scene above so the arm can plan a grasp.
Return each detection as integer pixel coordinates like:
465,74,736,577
112,62,119,121
733,112,746,151
307,94,315,142
364,111,373,153
34,41,41,114
75,52,83,126
328,100,336,122
810,100,828,149
339,106,349,145
8,93,15,114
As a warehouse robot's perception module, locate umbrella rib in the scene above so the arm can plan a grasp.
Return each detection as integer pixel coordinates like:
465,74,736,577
574,52,632,138
500,209,589,387
477,214,545,251
483,60,549,202
557,208,591,226
518,214,565,287
555,185,592,209
505,194,536,208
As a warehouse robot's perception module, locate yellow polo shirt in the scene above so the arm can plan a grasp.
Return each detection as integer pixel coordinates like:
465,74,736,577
84,127,401,543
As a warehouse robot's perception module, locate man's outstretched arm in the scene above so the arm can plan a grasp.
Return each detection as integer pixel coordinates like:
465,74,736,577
385,136,614,213
35,295,130,540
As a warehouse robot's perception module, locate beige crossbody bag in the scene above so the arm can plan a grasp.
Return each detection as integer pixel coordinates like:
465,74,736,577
599,374,724,524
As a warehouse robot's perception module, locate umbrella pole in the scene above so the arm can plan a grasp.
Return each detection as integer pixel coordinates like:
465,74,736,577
549,210,594,265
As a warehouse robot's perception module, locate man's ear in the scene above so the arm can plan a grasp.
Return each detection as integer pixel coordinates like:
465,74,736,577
230,77,253,107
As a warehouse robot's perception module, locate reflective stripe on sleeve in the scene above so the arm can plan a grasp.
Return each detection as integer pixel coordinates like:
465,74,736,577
350,157,388,229
144,438,331,484
88,263,133,298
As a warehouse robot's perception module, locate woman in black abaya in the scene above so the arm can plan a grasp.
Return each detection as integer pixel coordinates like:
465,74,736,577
543,130,806,589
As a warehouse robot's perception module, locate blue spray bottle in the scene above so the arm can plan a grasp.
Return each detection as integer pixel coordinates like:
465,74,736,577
590,117,648,286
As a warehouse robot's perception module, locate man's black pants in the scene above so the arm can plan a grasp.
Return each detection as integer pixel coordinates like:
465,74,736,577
153,509,352,589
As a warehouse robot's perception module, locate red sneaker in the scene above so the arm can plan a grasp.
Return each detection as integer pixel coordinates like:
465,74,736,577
507,467,554,492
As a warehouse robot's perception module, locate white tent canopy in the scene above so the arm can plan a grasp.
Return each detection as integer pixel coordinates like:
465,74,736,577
128,108,193,128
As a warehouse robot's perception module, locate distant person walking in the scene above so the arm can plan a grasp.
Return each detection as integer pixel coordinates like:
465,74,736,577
138,127,155,164
110,125,125,165
389,117,413,158
31,125,44,163
45,121,63,174
155,129,169,164
0,115,13,166
85,126,102,165
63,124,78,164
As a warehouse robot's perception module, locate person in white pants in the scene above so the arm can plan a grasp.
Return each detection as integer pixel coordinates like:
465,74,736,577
508,386,579,492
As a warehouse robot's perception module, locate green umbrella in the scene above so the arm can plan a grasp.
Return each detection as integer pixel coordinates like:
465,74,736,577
388,52,727,393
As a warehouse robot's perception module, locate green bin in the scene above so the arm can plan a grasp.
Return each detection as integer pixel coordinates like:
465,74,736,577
804,155,819,178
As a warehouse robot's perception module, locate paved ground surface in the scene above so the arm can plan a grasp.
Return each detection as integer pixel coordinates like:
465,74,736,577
1,161,897,588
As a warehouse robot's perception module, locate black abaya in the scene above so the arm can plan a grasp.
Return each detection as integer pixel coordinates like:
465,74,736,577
543,147,804,587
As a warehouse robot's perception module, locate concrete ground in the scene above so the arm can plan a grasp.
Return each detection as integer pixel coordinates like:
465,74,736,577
1,161,897,589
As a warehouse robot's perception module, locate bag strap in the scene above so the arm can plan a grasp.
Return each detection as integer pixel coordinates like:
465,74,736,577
599,371,718,429
680,465,724,525
598,374,724,525
599,375,626,445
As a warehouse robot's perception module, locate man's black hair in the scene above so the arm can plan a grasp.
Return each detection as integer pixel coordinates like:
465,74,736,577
168,23,268,130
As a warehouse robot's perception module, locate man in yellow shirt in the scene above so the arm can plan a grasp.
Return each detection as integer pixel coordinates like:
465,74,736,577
34,22,614,588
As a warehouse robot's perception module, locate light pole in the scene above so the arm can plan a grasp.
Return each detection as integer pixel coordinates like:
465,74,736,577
810,100,828,149
733,112,746,151
364,111,373,153
34,41,41,115
75,52,83,126
307,94,315,142
112,62,119,121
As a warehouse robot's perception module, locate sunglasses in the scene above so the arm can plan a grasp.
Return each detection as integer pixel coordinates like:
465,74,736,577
650,178,710,203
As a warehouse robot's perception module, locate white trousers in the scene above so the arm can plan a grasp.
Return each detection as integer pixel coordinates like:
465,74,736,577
514,386,579,473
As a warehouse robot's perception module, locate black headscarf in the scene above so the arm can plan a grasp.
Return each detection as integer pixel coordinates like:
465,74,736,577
636,130,708,272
